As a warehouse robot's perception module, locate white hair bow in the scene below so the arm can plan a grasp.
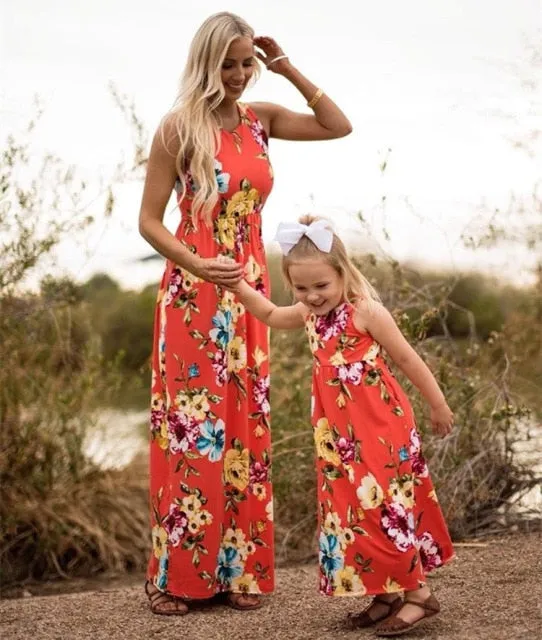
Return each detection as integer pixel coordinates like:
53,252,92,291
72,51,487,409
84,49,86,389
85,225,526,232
274,220,334,255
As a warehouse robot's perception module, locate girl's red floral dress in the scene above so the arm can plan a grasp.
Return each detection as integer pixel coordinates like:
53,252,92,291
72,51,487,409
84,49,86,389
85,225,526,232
147,104,275,599
306,302,455,596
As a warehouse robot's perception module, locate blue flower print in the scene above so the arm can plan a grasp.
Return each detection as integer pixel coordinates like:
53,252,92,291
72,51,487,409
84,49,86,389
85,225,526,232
214,160,230,194
196,419,225,462
188,363,200,379
319,533,344,577
156,553,169,590
209,310,234,349
399,446,410,462
216,545,243,586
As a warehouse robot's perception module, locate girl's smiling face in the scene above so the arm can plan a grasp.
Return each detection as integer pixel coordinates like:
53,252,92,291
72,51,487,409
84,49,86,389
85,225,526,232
288,259,344,315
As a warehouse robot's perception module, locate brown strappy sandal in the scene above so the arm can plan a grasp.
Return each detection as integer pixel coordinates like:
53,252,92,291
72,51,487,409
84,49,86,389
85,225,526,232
375,593,441,637
346,595,403,629
225,592,263,611
145,581,189,616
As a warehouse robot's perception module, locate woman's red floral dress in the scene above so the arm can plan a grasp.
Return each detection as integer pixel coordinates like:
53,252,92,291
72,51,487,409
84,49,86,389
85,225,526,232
306,302,455,596
147,104,275,599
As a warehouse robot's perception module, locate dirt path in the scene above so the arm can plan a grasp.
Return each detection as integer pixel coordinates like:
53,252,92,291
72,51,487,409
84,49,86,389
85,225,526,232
1,532,540,640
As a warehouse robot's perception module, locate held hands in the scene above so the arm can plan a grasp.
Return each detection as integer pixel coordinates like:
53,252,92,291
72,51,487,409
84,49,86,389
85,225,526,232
254,36,291,74
430,402,454,438
193,256,243,288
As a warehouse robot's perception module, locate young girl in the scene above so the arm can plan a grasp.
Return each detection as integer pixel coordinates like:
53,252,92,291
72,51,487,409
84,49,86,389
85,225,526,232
227,216,455,637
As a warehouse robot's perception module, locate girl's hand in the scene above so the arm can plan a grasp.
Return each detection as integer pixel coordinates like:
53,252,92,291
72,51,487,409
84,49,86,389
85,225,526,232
193,256,243,288
254,36,291,74
430,402,454,437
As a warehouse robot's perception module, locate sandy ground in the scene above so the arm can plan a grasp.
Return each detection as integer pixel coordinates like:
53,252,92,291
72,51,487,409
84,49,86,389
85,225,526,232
1,531,541,640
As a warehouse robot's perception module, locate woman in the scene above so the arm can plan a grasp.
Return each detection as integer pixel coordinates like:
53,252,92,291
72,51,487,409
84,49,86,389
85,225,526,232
139,11,352,615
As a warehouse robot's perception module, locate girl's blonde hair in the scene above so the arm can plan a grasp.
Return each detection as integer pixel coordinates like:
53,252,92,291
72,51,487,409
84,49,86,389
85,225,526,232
281,215,381,304
162,12,260,222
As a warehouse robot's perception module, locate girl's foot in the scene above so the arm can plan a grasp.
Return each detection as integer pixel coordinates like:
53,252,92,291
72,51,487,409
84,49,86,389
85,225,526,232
144,581,189,616
375,588,440,637
346,594,403,628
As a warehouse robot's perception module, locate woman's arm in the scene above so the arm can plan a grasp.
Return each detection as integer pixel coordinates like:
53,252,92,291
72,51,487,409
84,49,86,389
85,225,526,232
355,301,454,436
235,281,305,330
138,122,243,287
250,37,352,141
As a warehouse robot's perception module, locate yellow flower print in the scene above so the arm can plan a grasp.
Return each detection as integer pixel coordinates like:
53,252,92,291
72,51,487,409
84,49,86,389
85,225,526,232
224,448,250,491
323,511,342,535
383,577,403,593
253,345,268,367
388,476,415,509
227,336,247,373
151,525,168,559
333,566,366,596
223,527,247,549
362,342,380,366
253,425,265,438
196,510,212,528
314,418,340,465
216,216,235,250
252,482,267,501
190,393,210,421
181,495,202,517
305,324,320,354
180,268,202,292
339,527,355,549
231,573,261,595
187,520,200,535
244,255,261,283
329,350,347,366
157,422,169,450
336,392,347,409
221,291,244,322
356,473,384,509
225,187,259,218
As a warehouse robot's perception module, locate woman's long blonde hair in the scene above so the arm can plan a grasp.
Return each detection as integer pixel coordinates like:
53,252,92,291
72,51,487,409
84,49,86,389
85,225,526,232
282,215,381,305
162,12,260,222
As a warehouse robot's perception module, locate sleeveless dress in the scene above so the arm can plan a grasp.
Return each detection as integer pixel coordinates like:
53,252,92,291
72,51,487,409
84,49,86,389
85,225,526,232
147,104,275,599
306,302,454,596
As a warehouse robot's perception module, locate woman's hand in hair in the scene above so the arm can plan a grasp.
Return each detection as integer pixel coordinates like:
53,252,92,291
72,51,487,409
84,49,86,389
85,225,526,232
254,36,291,74
193,255,244,288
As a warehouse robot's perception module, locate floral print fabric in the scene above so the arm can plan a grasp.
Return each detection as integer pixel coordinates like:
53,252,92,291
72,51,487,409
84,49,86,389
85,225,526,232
307,303,454,596
147,104,275,598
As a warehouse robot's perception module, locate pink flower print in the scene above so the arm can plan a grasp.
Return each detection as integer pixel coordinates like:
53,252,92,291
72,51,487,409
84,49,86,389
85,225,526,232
380,502,416,552
163,504,189,547
417,531,443,571
337,362,364,385
212,349,228,387
167,409,200,454
336,437,356,464
409,428,428,477
164,268,183,306
253,375,270,415
249,460,269,484
250,120,268,153
314,303,349,341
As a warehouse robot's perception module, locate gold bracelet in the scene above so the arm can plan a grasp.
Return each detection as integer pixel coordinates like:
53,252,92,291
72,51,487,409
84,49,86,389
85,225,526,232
307,88,323,109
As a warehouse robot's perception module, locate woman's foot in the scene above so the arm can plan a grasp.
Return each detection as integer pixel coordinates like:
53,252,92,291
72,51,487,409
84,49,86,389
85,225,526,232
346,594,403,628
225,592,263,611
375,587,440,637
145,581,189,616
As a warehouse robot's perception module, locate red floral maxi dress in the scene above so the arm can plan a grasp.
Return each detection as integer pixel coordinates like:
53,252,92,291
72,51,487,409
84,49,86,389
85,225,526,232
306,302,455,597
147,104,274,599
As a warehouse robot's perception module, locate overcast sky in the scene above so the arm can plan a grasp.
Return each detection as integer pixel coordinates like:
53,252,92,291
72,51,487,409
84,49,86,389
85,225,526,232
2,0,540,289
